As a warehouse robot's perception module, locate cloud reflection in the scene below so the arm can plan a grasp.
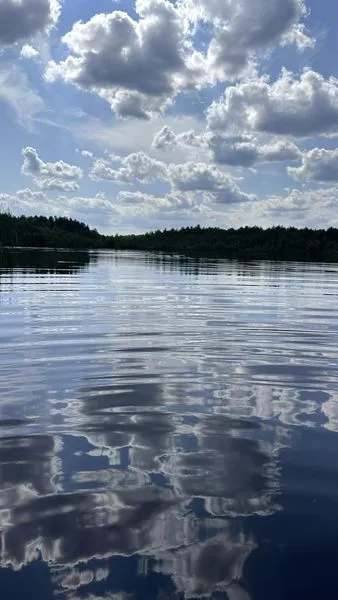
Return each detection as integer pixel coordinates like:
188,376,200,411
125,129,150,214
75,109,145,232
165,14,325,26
2,252,338,599
157,529,254,599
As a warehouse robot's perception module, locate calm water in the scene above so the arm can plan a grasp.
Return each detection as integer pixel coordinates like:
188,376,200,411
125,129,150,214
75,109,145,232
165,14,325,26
1,249,338,599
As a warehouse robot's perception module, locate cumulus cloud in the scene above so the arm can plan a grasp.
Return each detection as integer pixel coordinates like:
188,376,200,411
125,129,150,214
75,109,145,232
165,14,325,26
116,190,196,214
152,125,177,149
260,140,301,162
0,0,61,46
22,147,83,192
46,0,206,119
169,162,235,192
16,188,47,202
180,0,313,81
168,162,256,203
208,136,300,167
36,179,80,192
45,0,312,119
202,0,313,80
207,70,338,138
20,44,39,60
288,148,338,182
153,128,300,167
208,135,260,167
251,186,338,228
89,150,254,203
1,188,118,230
152,126,205,150
180,0,310,45
90,152,167,184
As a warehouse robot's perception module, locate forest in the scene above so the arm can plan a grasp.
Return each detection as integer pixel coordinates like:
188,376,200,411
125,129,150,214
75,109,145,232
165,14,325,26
0,213,104,249
2,213,338,262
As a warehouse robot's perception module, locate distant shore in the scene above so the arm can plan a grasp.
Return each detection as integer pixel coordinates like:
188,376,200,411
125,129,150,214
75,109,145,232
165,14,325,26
1,213,338,262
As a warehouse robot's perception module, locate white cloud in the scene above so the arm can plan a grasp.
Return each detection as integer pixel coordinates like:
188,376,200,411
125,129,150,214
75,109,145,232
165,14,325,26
168,162,256,203
22,147,83,180
152,125,177,149
2,188,118,230
89,150,254,203
250,186,338,228
116,190,196,213
209,136,300,167
202,0,313,80
45,0,312,120
90,152,167,184
169,161,235,192
36,179,80,192
260,140,301,162
207,69,338,138
4,0,338,235
152,125,207,150
7,181,338,232
46,0,206,119
180,0,309,44
0,0,61,46
72,115,205,160
0,67,44,124
20,44,39,60
16,188,48,202
207,135,260,167
152,126,205,150
22,147,83,192
288,148,338,182
153,128,300,167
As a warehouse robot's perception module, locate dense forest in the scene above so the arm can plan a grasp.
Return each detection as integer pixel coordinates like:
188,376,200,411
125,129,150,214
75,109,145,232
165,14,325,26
108,226,338,261
2,213,338,262
0,213,104,249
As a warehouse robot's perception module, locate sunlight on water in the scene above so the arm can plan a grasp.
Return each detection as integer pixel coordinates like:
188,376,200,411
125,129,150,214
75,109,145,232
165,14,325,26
1,249,338,599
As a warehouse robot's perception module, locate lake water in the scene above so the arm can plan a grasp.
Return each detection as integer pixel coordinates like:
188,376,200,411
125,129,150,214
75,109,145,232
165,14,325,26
1,249,338,600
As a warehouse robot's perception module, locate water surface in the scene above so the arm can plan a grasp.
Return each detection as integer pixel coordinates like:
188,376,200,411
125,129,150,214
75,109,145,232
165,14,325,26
1,249,338,599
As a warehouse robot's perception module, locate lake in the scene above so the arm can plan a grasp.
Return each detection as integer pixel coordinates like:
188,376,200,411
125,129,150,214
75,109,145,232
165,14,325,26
1,248,338,600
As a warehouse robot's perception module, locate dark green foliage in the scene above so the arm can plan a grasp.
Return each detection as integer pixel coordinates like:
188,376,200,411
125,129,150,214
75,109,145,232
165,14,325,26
107,225,338,262
2,213,338,262
0,214,104,249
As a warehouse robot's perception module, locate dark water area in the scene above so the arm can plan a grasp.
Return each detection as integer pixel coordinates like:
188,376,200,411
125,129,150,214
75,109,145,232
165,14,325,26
1,248,338,599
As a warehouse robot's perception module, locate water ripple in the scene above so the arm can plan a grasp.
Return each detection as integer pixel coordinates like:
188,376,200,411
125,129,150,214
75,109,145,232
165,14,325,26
1,250,338,599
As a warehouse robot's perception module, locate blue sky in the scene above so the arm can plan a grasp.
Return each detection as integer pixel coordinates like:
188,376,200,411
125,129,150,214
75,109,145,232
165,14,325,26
1,0,338,233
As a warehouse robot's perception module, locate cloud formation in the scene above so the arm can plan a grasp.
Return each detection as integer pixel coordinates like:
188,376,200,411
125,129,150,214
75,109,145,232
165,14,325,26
2,0,338,232
288,148,338,182
90,152,167,184
153,127,300,167
0,0,60,46
45,0,312,119
199,0,313,80
46,0,205,119
168,162,255,203
152,126,205,150
209,136,301,166
20,44,39,60
22,147,83,192
207,70,338,138
90,150,255,204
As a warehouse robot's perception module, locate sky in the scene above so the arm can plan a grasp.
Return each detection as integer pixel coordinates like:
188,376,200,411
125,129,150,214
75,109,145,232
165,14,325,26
1,0,338,233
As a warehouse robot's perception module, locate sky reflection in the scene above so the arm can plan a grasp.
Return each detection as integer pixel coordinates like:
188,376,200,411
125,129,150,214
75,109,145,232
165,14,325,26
1,250,338,599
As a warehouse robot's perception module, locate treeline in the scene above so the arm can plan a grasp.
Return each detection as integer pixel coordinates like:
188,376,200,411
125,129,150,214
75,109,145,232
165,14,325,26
2,213,338,262
0,213,104,249
108,225,338,262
